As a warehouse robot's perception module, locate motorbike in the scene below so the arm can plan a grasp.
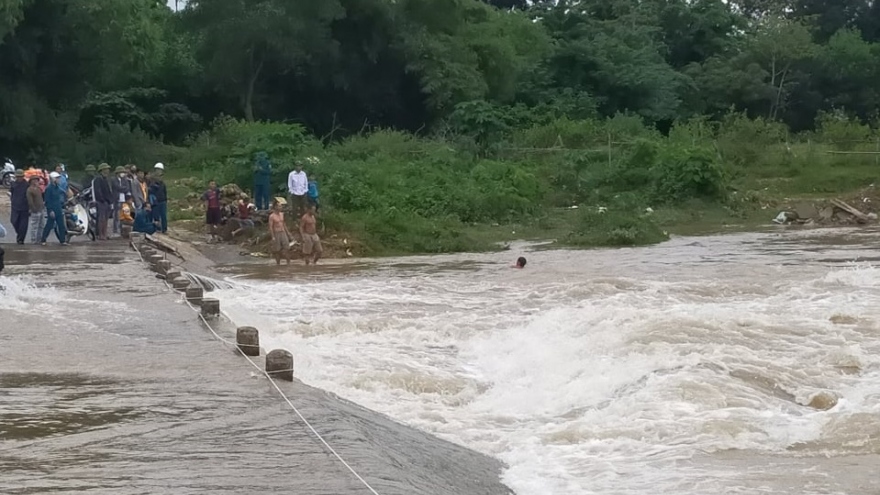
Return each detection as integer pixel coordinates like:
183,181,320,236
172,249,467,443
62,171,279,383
65,186,97,242
1,159,14,188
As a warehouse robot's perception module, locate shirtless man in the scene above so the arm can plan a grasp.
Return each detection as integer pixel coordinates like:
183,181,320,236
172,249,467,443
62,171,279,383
299,204,322,265
268,201,291,265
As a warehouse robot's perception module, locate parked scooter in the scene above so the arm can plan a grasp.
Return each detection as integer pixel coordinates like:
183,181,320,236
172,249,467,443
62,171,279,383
66,186,97,242
1,159,14,188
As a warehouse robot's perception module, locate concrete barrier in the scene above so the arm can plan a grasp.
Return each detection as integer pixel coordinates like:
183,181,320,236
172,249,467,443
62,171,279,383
172,278,190,291
201,298,220,318
148,254,163,266
156,260,171,275
165,270,182,282
266,349,293,381
185,287,204,305
236,327,260,356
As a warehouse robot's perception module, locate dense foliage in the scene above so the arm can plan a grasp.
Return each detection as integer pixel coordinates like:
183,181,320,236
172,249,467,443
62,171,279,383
3,0,880,252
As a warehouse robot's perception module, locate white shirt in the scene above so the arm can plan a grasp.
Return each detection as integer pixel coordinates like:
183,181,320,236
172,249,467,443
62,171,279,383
288,170,308,195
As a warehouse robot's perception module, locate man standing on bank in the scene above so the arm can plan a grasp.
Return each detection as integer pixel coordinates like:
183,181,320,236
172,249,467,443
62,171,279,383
268,201,291,266
26,176,45,244
202,180,222,241
111,166,132,235
149,163,168,233
287,160,308,219
9,169,29,244
41,172,68,246
300,204,322,266
93,163,113,240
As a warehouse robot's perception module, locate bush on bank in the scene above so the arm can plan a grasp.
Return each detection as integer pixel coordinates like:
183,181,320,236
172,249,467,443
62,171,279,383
120,108,880,255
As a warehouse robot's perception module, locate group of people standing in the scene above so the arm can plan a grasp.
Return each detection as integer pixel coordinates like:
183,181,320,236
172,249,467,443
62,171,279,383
5,162,169,245
251,152,319,215
84,162,169,240
207,154,321,265
7,164,73,245
5,153,324,267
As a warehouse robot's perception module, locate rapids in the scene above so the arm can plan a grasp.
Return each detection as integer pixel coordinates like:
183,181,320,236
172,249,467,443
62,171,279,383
209,229,880,494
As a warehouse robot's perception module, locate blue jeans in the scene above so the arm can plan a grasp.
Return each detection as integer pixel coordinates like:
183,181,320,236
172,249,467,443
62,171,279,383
152,202,168,233
253,183,270,211
41,208,67,244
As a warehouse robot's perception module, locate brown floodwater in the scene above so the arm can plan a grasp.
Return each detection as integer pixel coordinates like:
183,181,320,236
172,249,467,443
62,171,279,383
3,195,880,494
0,240,512,495
199,227,880,495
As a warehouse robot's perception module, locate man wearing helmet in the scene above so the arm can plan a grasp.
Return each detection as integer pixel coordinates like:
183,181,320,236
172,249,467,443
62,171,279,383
149,163,168,233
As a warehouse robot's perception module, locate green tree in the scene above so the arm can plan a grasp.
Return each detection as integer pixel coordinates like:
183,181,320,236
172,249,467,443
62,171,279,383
0,0,168,159
746,17,817,120
0,0,29,41
183,0,344,121
536,0,687,121
395,0,550,117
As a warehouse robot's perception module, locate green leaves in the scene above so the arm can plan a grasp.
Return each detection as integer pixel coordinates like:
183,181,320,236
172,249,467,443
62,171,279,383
536,0,688,121
396,0,550,115
184,0,345,120
0,0,29,41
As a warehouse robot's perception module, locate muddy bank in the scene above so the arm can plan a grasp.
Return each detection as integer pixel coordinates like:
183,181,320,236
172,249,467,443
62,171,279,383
0,241,513,495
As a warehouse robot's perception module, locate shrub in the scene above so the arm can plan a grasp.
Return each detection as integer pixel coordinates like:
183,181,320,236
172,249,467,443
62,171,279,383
566,207,668,247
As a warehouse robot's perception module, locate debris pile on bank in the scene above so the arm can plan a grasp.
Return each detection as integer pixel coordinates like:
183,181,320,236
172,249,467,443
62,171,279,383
772,186,880,226
167,178,360,259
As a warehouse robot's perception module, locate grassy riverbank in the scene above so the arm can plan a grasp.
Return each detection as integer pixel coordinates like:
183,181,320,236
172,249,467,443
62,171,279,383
160,114,880,257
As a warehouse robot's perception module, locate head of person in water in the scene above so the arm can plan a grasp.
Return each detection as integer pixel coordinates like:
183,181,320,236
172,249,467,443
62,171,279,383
515,257,526,268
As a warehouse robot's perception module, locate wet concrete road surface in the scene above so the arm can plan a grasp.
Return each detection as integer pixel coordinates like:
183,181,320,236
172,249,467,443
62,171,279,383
0,241,511,495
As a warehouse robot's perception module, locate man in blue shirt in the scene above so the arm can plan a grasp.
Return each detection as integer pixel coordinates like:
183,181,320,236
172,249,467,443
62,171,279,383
54,163,69,196
41,172,68,245
307,178,319,212
133,203,158,235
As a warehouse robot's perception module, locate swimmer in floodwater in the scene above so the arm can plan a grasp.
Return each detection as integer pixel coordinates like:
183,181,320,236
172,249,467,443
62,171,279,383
513,256,526,269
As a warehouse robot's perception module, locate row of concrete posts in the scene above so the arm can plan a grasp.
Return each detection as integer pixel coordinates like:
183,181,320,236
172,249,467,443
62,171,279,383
131,233,294,381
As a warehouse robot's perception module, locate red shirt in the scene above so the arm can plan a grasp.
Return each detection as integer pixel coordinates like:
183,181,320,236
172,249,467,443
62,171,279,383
238,202,250,220
202,188,220,209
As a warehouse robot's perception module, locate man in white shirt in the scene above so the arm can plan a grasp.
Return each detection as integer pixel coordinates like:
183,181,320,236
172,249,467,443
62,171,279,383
287,160,308,219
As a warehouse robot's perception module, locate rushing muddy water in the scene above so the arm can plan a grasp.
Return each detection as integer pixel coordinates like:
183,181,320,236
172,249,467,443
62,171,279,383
0,242,511,495
204,228,880,495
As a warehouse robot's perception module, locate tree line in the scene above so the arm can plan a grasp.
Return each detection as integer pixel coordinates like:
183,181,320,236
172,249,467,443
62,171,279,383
2,0,880,163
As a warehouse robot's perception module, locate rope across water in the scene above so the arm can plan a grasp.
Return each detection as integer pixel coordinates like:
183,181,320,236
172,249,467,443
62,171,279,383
132,241,381,495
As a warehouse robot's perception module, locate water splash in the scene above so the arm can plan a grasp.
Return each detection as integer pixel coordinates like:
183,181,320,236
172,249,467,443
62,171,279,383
0,275,63,311
182,272,237,292
208,231,880,495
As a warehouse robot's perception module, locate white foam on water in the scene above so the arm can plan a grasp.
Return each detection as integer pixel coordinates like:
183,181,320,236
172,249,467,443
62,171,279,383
0,275,64,312
1,273,141,334
211,250,880,494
